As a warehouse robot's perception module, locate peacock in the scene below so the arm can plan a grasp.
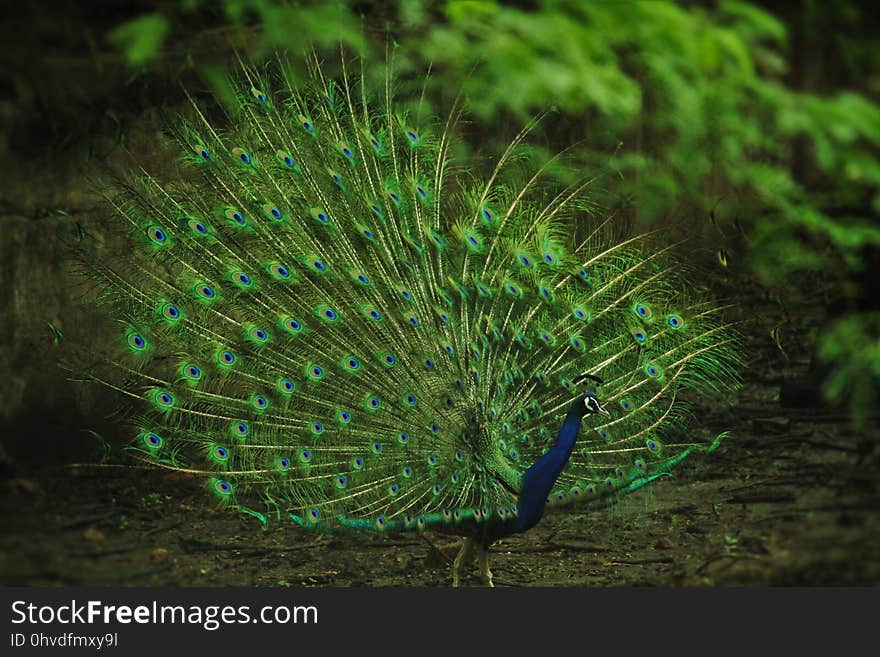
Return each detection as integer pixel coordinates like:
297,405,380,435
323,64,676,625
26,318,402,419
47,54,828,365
73,50,741,586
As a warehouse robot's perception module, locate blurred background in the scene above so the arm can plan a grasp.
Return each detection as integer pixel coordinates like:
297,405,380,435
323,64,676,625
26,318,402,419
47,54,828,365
0,1,877,585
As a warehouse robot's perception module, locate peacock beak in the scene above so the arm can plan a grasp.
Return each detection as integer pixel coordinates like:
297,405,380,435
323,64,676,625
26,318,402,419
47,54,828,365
596,405,611,417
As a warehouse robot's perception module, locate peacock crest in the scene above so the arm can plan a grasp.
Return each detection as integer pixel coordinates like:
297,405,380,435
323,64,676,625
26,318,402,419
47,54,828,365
73,51,741,583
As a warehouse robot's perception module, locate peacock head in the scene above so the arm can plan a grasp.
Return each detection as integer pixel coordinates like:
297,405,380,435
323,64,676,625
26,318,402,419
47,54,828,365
579,392,611,419
571,373,610,419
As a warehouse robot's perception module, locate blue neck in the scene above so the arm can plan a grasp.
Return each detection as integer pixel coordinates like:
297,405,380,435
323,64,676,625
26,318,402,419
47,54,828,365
505,400,585,535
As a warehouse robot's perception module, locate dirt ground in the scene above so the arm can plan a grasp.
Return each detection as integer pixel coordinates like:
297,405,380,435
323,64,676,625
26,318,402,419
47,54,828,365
2,273,878,587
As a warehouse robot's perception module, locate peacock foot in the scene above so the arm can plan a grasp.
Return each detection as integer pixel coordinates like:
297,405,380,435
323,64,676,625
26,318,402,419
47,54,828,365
452,537,494,587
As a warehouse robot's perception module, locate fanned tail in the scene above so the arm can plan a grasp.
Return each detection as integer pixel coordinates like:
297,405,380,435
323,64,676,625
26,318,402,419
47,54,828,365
72,50,741,535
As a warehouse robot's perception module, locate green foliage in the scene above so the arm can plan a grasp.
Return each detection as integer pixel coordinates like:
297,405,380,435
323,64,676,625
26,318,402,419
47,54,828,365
108,13,170,67
413,1,880,275
109,1,368,64
818,313,880,427
105,1,880,424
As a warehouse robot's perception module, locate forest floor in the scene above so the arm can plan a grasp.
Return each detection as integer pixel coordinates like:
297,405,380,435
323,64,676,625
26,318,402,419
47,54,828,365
2,274,878,587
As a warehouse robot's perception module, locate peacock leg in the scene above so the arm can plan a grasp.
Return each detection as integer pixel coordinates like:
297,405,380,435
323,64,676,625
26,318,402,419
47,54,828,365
452,537,475,587
476,543,494,587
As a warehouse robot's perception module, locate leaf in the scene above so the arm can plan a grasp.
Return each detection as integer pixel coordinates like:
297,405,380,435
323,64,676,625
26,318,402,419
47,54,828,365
108,13,170,67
